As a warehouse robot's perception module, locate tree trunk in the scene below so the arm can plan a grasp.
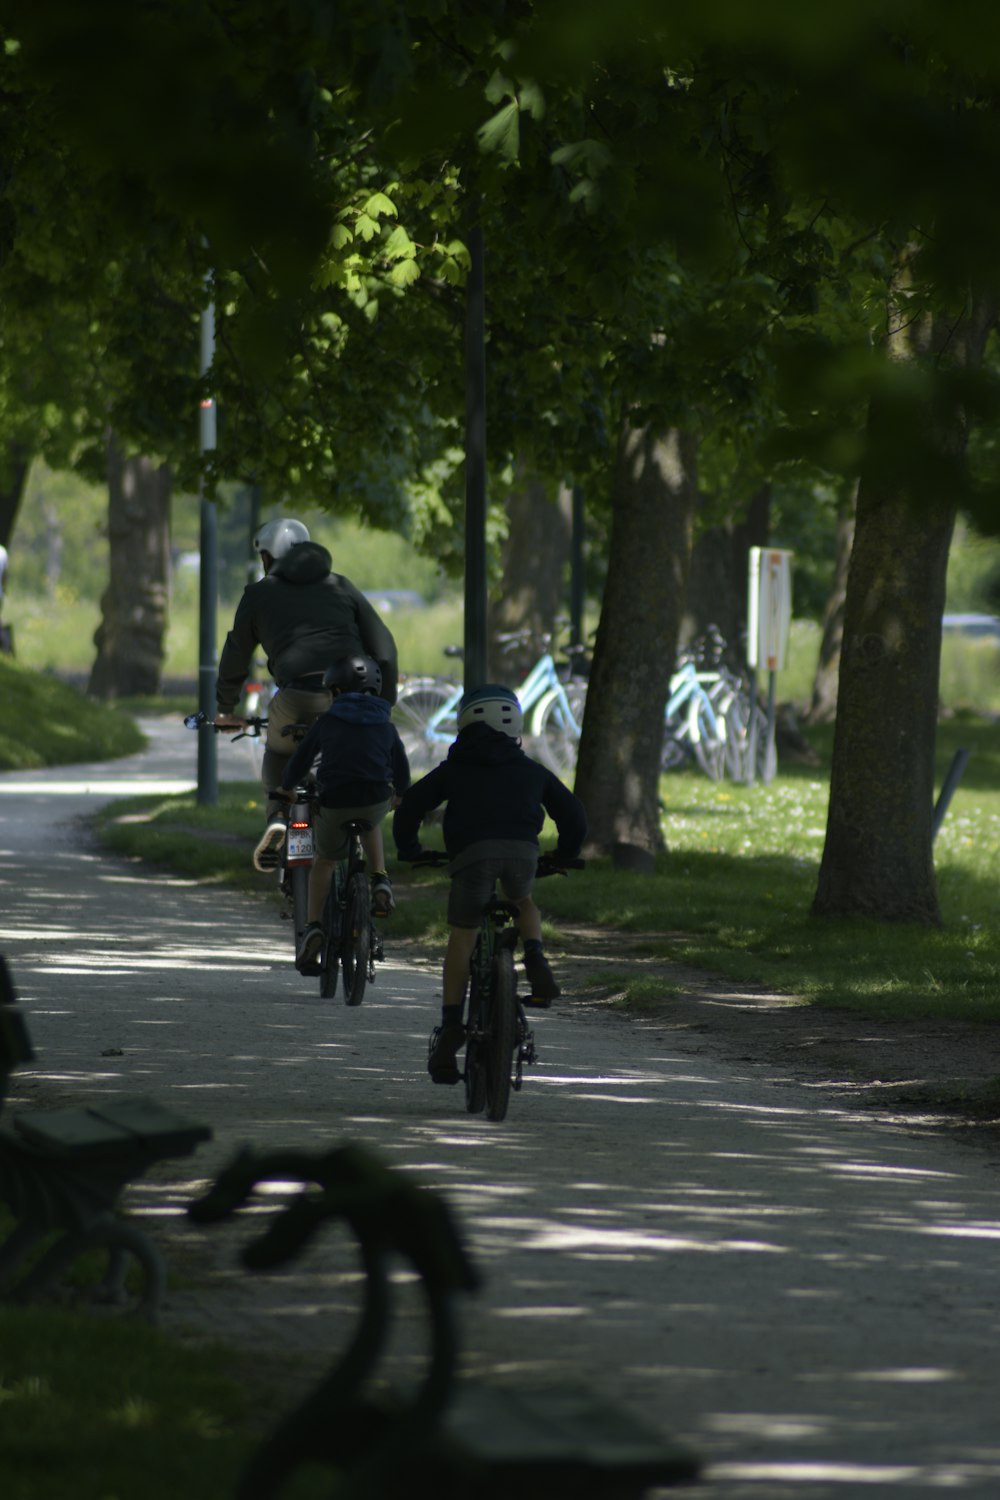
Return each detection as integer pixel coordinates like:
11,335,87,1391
681,483,770,667
806,485,857,724
813,297,995,923
88,439,171,699
488,475,572,680
0,441,31,548
574,422,699,869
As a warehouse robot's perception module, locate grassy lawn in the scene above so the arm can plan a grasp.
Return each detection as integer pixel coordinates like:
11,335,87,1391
0,656,146,770
93,713,1000,1025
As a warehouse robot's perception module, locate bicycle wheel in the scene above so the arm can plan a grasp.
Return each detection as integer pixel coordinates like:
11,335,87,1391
690,697,725,781
483,948,517,1122
722,691,751,781
319,875,341,1000
289,865,311,957
532,681,586,777
464,962,487,1115
341,873,371,1007
392,680,458,776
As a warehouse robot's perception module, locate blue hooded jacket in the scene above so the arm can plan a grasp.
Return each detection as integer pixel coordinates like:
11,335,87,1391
281,692,410,806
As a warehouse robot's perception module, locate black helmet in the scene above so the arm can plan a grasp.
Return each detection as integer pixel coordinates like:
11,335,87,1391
323,654,383,695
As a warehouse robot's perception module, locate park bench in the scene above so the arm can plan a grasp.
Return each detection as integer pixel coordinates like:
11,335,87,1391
189,1140,701,1499
0,952,212,1321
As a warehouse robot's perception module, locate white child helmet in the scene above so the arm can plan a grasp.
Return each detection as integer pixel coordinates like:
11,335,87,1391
457,684,523,737
254,518,310,559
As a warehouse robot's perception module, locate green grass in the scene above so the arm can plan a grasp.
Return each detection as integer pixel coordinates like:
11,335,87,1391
0,656,146,770
91,715,1000,1025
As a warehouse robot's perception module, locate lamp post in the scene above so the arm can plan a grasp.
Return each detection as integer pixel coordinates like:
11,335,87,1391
197,282,218,805
463,222,487,693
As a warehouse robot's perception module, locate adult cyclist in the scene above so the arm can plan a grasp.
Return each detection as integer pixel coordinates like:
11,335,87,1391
213,517,399,868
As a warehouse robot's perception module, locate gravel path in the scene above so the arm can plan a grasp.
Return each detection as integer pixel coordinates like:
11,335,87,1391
2,719,1000,1498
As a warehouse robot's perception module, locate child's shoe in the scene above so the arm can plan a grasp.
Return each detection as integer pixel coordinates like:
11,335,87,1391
523,950,561,1006
427,1019,466,1083
371,873,395,916
296,921,324,974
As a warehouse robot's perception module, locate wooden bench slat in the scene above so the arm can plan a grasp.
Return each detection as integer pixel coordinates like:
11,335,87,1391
12,1098,212,1160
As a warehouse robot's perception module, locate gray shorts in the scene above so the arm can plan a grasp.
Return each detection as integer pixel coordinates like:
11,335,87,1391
447,845,537,928
315,800,391,861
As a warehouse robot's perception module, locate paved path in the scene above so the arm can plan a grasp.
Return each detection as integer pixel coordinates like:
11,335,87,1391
2,720,1000,1498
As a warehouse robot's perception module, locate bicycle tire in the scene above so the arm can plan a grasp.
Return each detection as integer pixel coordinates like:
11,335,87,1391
722,692,751,781
289,865,311,957
341,873,371,1007
484,947,517,1122
392,680,459,776
464,960,487,1115
319,877,341,1000
532,681,586,777
690,697,725,781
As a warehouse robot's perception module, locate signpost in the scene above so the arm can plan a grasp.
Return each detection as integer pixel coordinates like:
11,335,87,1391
197,282,218,806
746,547,793,785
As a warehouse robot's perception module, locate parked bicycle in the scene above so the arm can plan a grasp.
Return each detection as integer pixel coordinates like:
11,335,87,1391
316,816,384,1006
404,850,583,1121
184,711,317,960
393,633,587,779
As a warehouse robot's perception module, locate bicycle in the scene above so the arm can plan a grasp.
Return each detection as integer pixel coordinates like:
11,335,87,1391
317,816,384,1007
184,711,317,961
404,850,583,1122
392,633,588,778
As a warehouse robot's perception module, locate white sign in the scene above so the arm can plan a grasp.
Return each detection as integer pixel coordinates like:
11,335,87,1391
748,548,793,671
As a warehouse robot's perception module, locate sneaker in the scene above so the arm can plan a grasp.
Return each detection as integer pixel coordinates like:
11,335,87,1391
523,951,561,1006
371,873,394,917
296,921,324,974
427,1019,466,1084
253,819,287,873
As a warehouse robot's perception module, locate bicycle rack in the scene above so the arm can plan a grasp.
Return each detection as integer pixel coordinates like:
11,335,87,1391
189,1140,700,1499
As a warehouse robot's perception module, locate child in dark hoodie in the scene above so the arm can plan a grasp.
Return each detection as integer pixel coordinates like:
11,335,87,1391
392,683,587,1083
280,654,410,973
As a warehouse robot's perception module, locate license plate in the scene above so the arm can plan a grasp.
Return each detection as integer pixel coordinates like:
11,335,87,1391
286,828,315,864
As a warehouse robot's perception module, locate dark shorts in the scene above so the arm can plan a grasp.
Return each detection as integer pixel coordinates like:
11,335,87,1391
447,841,538,928
315,800,391,861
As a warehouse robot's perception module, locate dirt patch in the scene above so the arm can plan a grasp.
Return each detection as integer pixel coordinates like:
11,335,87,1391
548,926,1000,1153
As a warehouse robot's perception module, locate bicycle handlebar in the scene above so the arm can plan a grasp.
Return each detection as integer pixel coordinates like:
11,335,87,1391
184,710,267,740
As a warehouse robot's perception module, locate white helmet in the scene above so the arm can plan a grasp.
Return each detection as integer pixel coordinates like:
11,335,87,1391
457,684,523,737
254,518,309,559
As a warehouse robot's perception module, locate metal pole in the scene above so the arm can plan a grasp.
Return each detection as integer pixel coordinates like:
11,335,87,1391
197,282,218,805
463,221,487,694
570,484,584,673
932,747,971,841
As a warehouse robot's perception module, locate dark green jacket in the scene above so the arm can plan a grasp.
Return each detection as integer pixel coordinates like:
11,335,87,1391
215,542,398,711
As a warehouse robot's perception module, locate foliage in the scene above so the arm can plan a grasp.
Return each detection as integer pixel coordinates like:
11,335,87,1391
0,657,145,769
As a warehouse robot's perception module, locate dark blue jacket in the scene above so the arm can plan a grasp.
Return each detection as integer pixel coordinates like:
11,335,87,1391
282,693,410,807
392,723,587,860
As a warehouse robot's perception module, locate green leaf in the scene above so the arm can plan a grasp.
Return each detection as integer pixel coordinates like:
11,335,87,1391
519,80,546,120
355,213,379,242
364,191,397,219
485,68,515,105
383,224,415,260
331,223,353,250
477,101,520,162
388,259,421,287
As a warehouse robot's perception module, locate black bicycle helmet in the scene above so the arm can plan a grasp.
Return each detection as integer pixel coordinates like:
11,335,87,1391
457,683,523,736
323,654,383,695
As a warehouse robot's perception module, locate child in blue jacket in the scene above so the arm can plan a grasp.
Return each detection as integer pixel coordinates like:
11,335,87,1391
280,654,409,972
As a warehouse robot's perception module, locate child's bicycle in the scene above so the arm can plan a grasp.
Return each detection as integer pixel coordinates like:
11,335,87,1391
317,817,384,1007
405,851,583,1122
